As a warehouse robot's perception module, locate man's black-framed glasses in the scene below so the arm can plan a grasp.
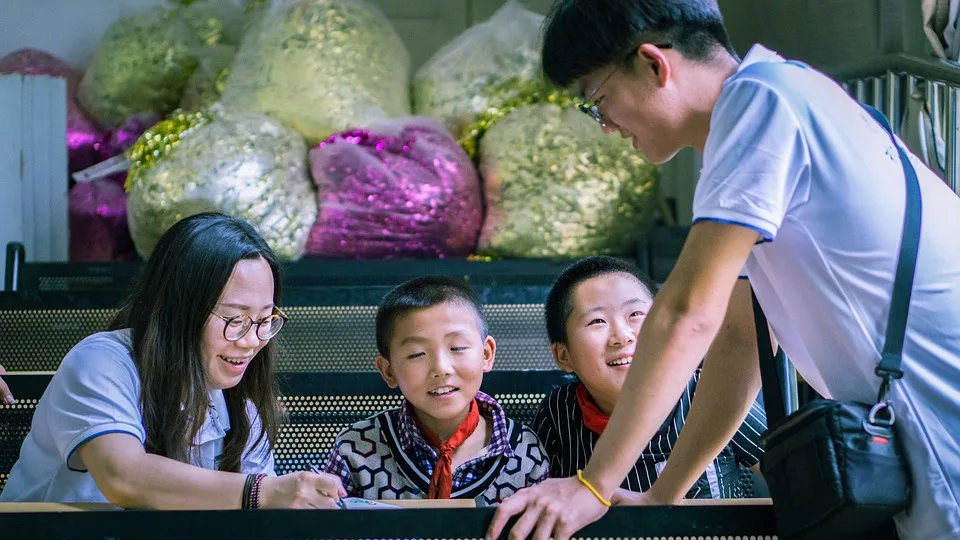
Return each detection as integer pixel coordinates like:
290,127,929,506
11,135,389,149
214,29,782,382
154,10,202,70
578,43,673,125
211,307,289,342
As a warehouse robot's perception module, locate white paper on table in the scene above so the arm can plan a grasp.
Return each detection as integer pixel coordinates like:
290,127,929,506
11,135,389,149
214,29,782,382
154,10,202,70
340,497,402,510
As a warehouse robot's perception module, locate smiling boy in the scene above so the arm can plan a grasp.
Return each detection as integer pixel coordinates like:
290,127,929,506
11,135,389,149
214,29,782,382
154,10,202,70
534,256,766,498
324,276,549,503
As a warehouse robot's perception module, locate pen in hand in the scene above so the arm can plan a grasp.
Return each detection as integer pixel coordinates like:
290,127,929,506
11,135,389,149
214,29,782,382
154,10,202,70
309,464,347,510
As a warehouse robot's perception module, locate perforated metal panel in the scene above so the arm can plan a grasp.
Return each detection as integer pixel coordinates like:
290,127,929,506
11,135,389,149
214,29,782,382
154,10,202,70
0,399,40,494
2,304,553,372
275,394,404,476
36,276,120,292
0,309,116,371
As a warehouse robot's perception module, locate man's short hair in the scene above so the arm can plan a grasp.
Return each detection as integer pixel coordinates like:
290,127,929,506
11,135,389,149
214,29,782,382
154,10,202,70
541,0,737,88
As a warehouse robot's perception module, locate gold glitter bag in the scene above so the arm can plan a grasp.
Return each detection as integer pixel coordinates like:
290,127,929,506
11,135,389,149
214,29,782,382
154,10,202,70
78,1,243,128
465,82,659,259
125,106,318,261
219,0,411,145
413,0,543,137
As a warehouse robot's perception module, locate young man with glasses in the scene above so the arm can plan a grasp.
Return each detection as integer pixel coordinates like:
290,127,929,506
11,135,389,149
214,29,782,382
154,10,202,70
487,1,960,540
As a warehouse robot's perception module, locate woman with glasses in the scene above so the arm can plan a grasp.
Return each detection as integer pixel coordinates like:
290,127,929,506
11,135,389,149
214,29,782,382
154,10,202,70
0,212,345,510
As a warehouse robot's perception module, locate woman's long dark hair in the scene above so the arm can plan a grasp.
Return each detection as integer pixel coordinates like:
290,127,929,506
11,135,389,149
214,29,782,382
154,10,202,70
110,212,283,472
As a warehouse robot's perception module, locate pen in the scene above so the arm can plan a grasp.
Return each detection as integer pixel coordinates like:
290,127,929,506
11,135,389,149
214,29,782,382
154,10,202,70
309,464,347,510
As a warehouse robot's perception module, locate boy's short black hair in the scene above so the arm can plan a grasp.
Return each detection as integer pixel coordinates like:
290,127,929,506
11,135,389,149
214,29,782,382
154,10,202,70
541,0,738,88
545,256,658,344
375,276,489,358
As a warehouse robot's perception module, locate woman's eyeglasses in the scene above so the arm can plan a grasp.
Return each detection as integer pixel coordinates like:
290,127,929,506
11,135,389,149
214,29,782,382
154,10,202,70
210,308,288,342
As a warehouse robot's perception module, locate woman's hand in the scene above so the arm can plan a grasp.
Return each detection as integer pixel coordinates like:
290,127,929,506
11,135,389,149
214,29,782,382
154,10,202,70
0,363,14,404
259,471,346,509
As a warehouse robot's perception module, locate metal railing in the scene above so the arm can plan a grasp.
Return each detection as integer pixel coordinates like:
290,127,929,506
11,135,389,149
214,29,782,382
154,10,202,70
828,53,960,195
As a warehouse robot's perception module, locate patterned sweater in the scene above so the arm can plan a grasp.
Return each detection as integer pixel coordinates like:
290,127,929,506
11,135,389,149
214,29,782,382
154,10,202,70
325,391,549,505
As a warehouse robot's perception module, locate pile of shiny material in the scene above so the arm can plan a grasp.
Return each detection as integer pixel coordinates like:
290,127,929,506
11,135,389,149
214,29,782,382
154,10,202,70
465,80,660,259
69,113,159,262
125,106,317,261
0,48,102,175
307,118,482,259
219,0,410,145
78,1,241,127
413,0,542,137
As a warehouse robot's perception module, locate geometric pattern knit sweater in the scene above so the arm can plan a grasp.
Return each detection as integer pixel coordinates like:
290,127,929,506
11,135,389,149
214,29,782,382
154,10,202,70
325,392,550,505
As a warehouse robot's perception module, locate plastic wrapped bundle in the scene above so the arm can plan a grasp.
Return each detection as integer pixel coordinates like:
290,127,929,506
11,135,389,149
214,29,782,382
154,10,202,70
413,0,543,136
180,45,235,111
99,112,162,163
307,118,482,259
469,83,659,259
0,48,103,175
126,107,317,261
78,2,241,127
69,178,137,262
219,0,411,144
69,112,159,262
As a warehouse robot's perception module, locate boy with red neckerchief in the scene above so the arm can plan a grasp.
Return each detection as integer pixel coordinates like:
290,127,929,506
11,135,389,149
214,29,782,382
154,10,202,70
534,256,766,499
324,277,549,504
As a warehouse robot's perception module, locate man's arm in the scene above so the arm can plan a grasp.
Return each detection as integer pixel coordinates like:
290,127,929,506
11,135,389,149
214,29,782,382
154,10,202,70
580,222,759,497
487,221,758,540
638,279,764,503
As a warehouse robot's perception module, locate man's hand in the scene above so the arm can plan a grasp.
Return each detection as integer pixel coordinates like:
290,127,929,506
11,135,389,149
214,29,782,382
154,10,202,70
610,487,673,506
486,477,609,540
0,363,13,404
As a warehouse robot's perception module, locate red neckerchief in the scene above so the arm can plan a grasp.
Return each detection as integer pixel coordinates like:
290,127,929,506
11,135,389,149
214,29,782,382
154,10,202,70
576,383,610,435
415,399,481,499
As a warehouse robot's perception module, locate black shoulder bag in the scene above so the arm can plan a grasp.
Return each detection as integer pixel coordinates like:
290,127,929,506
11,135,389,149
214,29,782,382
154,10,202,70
751,105,917,540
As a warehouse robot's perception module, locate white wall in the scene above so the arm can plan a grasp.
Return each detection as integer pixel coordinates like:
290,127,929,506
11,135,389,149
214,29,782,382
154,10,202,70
0,0,166,69
0,0,479,71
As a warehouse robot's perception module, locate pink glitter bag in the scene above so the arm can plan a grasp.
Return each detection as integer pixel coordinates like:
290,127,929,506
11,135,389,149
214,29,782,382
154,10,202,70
307,118,483,259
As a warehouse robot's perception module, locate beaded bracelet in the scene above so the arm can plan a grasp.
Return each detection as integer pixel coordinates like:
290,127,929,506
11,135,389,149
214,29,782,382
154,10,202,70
576,470,612,507
249,473,268,509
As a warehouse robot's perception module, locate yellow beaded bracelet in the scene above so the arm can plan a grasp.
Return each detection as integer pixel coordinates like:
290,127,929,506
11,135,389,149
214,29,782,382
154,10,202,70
576,470,612,507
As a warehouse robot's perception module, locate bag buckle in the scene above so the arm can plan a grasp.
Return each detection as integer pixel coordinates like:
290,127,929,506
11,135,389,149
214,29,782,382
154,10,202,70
863,401,897,440
875,370,900,402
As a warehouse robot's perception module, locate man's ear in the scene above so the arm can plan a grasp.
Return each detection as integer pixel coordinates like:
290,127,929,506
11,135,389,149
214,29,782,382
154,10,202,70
551,342,576,373
376,355,399,388
636,42,672,88
481,335,496,373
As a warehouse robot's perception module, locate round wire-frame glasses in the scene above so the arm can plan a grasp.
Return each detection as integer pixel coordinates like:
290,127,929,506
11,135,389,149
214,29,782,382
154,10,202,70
210,308,288,342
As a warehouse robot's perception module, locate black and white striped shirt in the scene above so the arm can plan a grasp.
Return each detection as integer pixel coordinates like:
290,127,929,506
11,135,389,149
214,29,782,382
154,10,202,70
533,370,766,498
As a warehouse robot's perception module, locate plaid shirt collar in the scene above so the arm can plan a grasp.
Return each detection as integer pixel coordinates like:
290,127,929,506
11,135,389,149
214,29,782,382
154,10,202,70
396,391,514,461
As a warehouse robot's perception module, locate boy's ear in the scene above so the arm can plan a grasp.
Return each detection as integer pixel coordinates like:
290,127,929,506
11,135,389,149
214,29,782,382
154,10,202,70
375,354,399,388
481,335,496,373
551,342,576,374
